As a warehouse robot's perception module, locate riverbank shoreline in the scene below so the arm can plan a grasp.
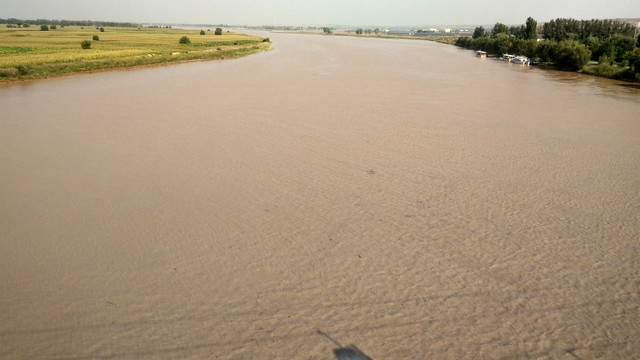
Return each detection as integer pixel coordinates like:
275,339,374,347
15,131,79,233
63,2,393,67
0,25,271,83
0,49,270,87
0,44,271,85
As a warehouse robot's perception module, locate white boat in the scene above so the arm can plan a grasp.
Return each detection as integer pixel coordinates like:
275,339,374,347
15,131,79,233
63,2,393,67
511,56,531,65
500,54,515,62
476,50,487,58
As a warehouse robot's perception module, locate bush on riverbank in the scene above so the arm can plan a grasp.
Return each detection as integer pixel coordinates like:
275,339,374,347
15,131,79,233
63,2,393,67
554,40,591,70
582,56,629,79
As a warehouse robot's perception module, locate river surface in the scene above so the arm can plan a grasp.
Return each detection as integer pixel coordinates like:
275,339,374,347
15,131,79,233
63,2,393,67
1,32,639,359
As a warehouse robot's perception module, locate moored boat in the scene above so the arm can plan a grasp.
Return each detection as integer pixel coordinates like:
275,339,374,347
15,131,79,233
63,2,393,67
511,56,531,65
476,50,487,58
500,54,515,62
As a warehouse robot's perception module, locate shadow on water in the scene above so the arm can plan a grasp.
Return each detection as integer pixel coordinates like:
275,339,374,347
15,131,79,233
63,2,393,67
533,68,640,100
619,83,640,90
317,330,373,360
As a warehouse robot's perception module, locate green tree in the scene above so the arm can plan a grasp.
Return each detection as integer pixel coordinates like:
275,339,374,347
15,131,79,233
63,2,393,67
628,49,640,80
40,24,49,31
598,35,636,62
455,36,471,48
491,23,509,38
322,27,332,34
509,38,527,54
179,36,191,44
535,40,556,62
50,25,57,30
544,18,633,42
510,25,525,38
472,26,486,39
93,35,100,41
583,36,600,58
494,33,512,54
554,40,591,70
474,37,491,52
543,18,580,41
81,40,92,49
525,17,537,40
215,27,222,35
200,29,205,35
509,39,538,58
356,28,363,35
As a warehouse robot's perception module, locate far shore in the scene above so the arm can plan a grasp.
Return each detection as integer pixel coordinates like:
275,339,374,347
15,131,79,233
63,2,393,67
272,28,640,83
271,29,460,44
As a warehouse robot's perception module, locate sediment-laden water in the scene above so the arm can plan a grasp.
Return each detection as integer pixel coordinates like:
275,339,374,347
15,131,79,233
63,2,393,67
1,32,639,359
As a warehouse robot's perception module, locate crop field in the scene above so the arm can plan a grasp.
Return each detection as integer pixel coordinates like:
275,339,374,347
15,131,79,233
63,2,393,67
0,25,270,80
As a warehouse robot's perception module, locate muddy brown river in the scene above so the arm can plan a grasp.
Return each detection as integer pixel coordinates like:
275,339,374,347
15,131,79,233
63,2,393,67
1,32,639,359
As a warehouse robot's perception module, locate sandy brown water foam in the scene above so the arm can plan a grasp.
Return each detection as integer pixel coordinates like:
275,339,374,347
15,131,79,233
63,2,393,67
1,32,639,359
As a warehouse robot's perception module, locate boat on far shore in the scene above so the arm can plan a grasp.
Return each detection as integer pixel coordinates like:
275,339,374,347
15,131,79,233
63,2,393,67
499,54,530,65
500,54,515,61
476,50,487,58
511,56,531,65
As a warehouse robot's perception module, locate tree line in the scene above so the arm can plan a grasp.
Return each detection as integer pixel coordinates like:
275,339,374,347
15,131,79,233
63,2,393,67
542,19,635,42
355,28,382,35
457,17,640,80
1,18,139,28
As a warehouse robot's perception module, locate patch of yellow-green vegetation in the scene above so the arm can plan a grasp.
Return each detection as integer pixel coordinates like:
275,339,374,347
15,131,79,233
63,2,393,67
331,30,460,45
0,25,270,81
411,35,460,45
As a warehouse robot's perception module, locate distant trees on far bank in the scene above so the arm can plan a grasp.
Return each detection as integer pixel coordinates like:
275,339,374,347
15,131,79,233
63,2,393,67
542,19,635,42
1,17,139,28
472,26,486,39
458,17,640,80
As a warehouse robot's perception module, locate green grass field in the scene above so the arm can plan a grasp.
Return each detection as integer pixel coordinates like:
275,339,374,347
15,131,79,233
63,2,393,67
0,25,270,81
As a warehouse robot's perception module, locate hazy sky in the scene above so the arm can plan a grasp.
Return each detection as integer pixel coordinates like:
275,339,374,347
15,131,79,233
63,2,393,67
2,0,639,26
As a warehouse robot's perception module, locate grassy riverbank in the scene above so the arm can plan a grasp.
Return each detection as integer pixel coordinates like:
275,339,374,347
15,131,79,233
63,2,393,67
0,25,270,81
